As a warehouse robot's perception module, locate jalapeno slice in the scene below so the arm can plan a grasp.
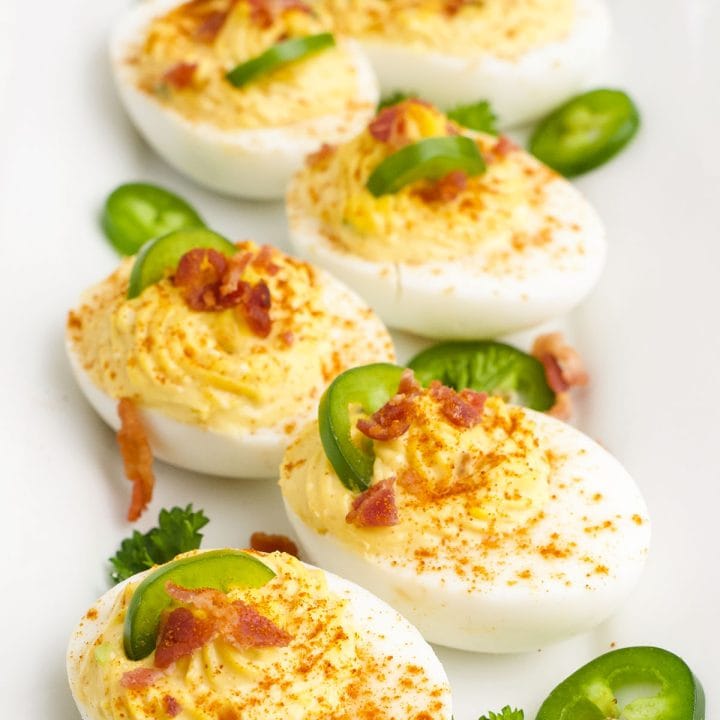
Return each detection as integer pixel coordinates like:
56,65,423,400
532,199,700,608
318,363,406,492
408,341,554,412
102,182,205,256
529,88,640,177
123,550,275,661
536,646,705,720
127,227,236,299
226,33,335,87
366,136,486,197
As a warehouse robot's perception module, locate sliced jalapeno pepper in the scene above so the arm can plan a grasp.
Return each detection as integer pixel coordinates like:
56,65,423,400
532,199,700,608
102,182,205,256
366,136,486,197
226,33,335,87
529,88,640,177
318,363,406,492
536,646,705,720
127,227,236,299
123,549,275,661
408,341,554,412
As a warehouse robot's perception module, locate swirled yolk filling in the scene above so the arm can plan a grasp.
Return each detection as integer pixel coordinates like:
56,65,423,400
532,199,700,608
126,0,362,130
319,0,574,60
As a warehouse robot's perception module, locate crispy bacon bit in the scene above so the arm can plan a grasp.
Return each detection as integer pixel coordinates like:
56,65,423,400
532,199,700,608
280,330,295,347
120,667,164,689
346,477,399,527
247,0,310,27
230,599,294,648
397,368,422,396
306,142,337,167
532,333,589,392
250,531,300,557
487,135,518,162
194,10,230,42
357,395,414,440
174,248,228,310
163,695,182,718
429,382,487,428
162,62,197,90
368,100,431,148
154,606,214,669
242,281,272,338
416,170,467,203
443,0,470,15
173,247,273,337
532,332,588,420
116,398,155,522
164,583,292,653
251,245,280,276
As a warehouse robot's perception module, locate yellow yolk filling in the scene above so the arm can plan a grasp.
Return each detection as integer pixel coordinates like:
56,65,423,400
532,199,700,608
67,242,394,434
71,553,444,720
281,395,552,561
320,0,575,60
290,102,561,265
127,0,361,130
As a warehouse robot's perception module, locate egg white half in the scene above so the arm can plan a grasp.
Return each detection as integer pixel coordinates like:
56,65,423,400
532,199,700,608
359,0,611,127
67,554,453,720
282,410,651,653
110,0,379,199
66,269,394,479
287,163,606,340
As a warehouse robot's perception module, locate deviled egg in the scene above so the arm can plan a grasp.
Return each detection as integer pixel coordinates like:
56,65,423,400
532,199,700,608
287,100,606,339
67,549,452,719
66,238,395,479
280,365,650,653
110,0,378,198
320,0,610,127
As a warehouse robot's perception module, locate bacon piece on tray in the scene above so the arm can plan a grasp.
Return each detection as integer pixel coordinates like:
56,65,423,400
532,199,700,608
116,398,155,522
250,531,300,557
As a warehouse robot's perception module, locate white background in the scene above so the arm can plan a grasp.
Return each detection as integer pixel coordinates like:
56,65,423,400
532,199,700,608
1,0,719,717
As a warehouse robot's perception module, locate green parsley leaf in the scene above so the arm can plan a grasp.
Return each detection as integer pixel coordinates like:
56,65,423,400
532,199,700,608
478,707,524,720
447,100,498,135
109,505,210,584
377,90,418,111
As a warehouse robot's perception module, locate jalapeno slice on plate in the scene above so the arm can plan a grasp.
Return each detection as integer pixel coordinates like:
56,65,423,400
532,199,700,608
408,341,554,412
123,550,275,661
226,33,335,87
536,646,705,720
318,363,406,493
366,136,486,197
102,182,205,256
127,227,236,299
529,89,640,177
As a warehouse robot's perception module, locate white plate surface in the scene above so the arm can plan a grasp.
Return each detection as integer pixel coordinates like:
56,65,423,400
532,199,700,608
1,0,719,717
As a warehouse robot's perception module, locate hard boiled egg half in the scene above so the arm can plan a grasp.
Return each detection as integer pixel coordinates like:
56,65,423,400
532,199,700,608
287,100,606,339
110,0,379,198
66,240,395,478
280,367,651,653
67,550,453,720
320,0,610,127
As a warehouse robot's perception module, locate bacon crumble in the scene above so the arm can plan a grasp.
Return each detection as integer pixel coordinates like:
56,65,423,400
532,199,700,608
172,246,274,337
163,695,182,718
162,62,197,90
356,369,421,441
247,0,311,28
116,398,155,522
346,477,399,527
120,667,164,690
250,531,300,557
532,332,588,420
429,382,487,428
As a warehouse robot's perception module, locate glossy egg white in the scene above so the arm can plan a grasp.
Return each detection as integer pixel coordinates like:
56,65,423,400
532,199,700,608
287,146,606,340
356,0,610,127
281,409,651,653
67,553,453,720
110,0,379,199
66,267,395,479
